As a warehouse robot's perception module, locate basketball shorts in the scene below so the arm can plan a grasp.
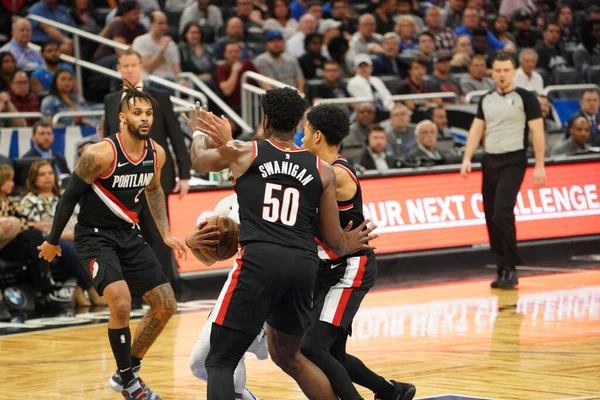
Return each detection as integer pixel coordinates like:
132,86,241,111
312,251,377,333
74,223,169,297
210,242,318,337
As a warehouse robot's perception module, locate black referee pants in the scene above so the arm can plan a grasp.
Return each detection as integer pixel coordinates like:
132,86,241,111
481,150,527,268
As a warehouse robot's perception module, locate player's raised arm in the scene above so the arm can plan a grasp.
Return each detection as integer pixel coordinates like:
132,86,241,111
318,161,378,256
38,141,114,261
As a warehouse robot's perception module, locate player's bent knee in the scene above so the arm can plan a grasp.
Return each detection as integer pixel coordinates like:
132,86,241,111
109,298,132,322
189,355,208,381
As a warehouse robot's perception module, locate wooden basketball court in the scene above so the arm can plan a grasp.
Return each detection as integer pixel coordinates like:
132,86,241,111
1,269,599,399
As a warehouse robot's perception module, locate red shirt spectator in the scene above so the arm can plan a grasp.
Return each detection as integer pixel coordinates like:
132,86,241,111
216,41,259,111
9,71,40,126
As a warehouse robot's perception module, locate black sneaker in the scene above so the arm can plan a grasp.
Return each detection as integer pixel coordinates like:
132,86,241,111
490,265,503,288
110,367,161,400
375,381,416,400
497,268,518,289
121,379,149,400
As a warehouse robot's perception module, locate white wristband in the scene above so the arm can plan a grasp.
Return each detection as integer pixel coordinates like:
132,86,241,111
193,130,208,139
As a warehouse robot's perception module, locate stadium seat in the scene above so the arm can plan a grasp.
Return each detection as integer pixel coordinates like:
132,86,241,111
304,79,324,103
535,68,552,87
552,67,582,86
585,65,600,86
245,41,266,56
552,98,580,125
379,75,401,93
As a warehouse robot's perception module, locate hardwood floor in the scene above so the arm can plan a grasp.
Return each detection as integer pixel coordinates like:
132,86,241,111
1,270,599,400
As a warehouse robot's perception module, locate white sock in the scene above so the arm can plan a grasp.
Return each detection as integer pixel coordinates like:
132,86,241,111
242,387,258,400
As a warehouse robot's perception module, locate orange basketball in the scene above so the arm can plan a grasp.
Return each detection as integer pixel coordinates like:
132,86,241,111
190,216,240,263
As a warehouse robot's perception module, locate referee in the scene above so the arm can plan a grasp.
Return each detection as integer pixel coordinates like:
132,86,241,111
461,53,546,289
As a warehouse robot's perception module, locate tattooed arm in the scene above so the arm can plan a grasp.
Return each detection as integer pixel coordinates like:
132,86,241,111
38,141,114,261
145,143,188,260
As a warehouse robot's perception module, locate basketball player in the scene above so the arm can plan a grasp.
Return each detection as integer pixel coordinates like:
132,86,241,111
38,87,187,400
188,87,377,400
186,193,267,400
300,104,416,400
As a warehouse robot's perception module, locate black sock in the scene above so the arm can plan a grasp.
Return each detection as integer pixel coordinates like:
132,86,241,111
344,354,393,398
108,327,135,386
132,356,142,369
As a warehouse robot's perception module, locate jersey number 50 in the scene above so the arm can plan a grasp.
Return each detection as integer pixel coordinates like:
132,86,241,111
262,182,300,226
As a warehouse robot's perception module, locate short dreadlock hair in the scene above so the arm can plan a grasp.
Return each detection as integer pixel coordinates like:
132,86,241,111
260,87,307,133
119,80,157,113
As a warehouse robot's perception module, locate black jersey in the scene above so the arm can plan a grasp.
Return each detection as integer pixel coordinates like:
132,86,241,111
315,157,367,261
77,132,158,229
236,139,324,252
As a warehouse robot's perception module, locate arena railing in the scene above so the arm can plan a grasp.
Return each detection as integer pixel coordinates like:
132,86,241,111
0,112,45,122
313,92,459,107
51,105,191,127
542,84,598,97
178,72,253,136
465,90,489,104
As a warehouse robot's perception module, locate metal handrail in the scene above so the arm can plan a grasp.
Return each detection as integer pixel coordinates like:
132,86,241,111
241,71,295,90
465,90,489,104
314,92,458,106
178,72,253,135
313,96,374,106
543,84,599,97
0,112,45,121
241,71,295,130
51,106,192,126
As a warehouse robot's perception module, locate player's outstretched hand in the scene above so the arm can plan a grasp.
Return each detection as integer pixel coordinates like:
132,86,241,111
37,241,62,262
343,219,379,254
185,220,220,249
165,234,188,261
196,109,234,146
181,101,205,134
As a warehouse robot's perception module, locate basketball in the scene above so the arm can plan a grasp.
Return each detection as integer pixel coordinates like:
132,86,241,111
190,215,240,263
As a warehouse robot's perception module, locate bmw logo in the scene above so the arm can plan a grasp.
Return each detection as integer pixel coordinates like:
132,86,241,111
4,288,25,307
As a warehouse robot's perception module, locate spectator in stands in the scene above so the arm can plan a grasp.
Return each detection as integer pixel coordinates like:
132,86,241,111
9,71,40,127
471,27,496,68
490,15,516,48
178,22,217,82
310,60,348,104
70,0,103,35
330,0,357,38
375,0,397,35
572,18,600,73
396,0,424,30
454,7,514,53
19,160,106,307
319,19,342,59
535,23,568,73
358,124,401,171
305,1,323,25
105,0,152,30
552,117,593,155
461,54,495,94
373,32,408,79
250,0,270,25
415,31,436,72
290,0,307,21
347,14,383,59
93,0,146,70
254,30,305,89
347,53,394,114
512,10,541,49
263,0,298,39
41,69,93,127
444,0,466,30
0,52,16,92
0,164,55,295
555,5,580,52
23,120,70,175
28,0,76,56
179,0,224,38
513,48,544,94
298,32,326,79
423,6,455,52
381,103,415,155
343,102,375,148
29,42,74,94
538,95,561,132
0,91,25,128
0,18,43,71
234,0,264,39
132,11,181,82
286,14,317,58
217,41,261,112
428,50,465,104
450,34,472,73
565,89,600,143
212,18,255,61
396,57,440,111
431,106,455,139
405,119,448,165
328,35,352,77
395,16,418,53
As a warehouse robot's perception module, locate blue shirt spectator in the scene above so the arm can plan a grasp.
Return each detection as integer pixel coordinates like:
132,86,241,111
0,19,43,71
31,63,74,92
28,0,76,44
454,25,506,51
